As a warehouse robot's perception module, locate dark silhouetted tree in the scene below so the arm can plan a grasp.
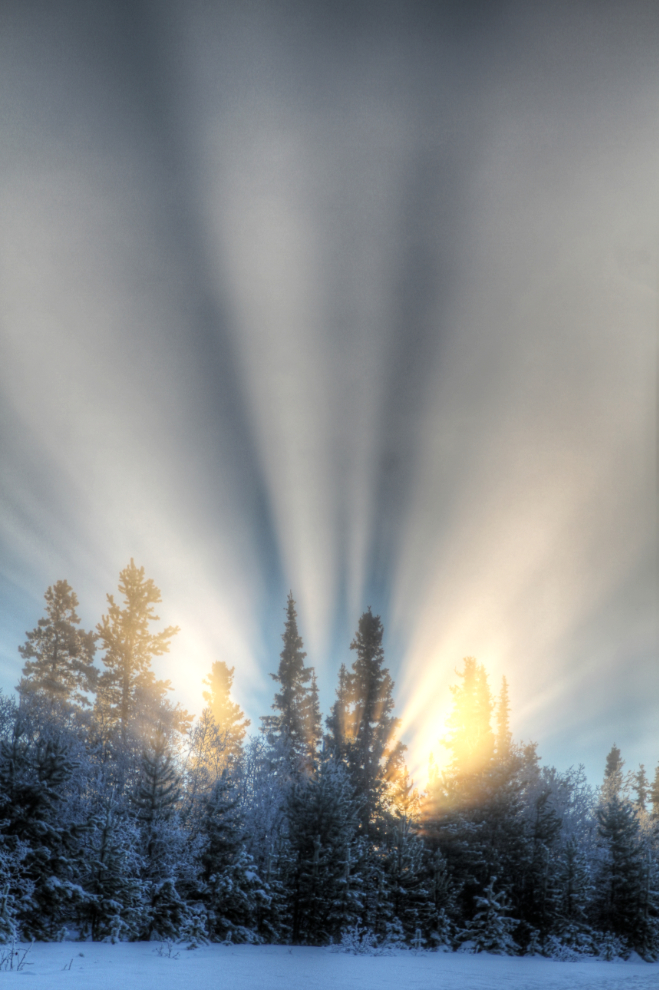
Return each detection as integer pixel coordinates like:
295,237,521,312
262,594,318,774
284,758,361,943
341,608,405,836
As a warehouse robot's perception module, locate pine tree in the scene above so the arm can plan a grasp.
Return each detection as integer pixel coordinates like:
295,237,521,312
132,731,181,879
0,724,89,939
81,805,143,941
596,791,654,953
650,764,659,819
18,580,96,708
378,809,436,945
262,594,317,775
521,790,562,941
461,877,518,954
558,836,591,923
95,561,186,745
304,671,322,767
326,663,352,760
198,773,269,943
343,609,405,835
602,744,624,802
633,765,649,812
283,758,361,943
201,662,250,767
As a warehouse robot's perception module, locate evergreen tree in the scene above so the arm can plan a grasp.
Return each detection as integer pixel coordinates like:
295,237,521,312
18,581,96,708
81,804,143,941
521,790,562,942
378,808,438,945
198,773,271,943
304,671,322,766
342,609,405,835
325,663,352,760
596,791,655,954
262,594,317,775
650,764,659,819
556,836,592,931
201,662,250,767
634,765,649,812
132,731,181,874
0,723,90,939
461,877,518,954
283,758,361,943
95,561,186,745
602,744,624,802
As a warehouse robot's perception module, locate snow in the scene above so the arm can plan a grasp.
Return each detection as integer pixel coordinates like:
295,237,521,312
2,943,658,990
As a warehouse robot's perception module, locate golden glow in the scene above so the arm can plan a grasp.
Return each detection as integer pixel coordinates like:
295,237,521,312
0,5,655,785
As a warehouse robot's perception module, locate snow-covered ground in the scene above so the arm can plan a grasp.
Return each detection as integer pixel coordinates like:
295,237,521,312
2,943,658,990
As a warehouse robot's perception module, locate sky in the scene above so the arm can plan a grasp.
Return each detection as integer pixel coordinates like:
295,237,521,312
0,0,657,785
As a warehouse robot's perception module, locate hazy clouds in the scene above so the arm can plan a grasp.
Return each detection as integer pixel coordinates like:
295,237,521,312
0,0,656,780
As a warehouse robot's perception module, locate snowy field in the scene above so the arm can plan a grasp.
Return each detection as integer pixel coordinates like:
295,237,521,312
2,943,658,990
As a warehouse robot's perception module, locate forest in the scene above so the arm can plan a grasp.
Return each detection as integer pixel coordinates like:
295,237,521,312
0,560,657,960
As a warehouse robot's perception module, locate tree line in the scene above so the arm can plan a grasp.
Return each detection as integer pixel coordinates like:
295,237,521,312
0,560,658,959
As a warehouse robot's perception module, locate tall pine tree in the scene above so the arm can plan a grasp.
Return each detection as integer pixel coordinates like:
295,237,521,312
95,561,186,745
341,609,405,836
262,594,318,775
18,580,97,709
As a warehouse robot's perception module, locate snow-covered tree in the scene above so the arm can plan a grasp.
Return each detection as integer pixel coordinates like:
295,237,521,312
283,757,362,943
460,877,518,954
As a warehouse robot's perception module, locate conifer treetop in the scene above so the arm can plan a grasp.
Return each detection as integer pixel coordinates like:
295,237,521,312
95,560,181,741
262,592,318,772
18,579,97,708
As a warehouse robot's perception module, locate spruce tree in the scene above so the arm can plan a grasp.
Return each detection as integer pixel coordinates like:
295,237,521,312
82,805,143,941
0,724,89,939
633,765,649,812
378,809,436,945
595,767,655,956
326,663,352,760
284,758,361,944
132,731,181,870
343,608,405,834
461,877,518,954
521,790,562,942
198,773,270,943
650,764,659,818
556,836,593,951
202,662,250,766
18,580,96,708
262,594,317,774
95,561,185,744
602,744,624,802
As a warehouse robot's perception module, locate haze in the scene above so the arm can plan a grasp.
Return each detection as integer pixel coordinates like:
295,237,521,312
0,0,656,783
